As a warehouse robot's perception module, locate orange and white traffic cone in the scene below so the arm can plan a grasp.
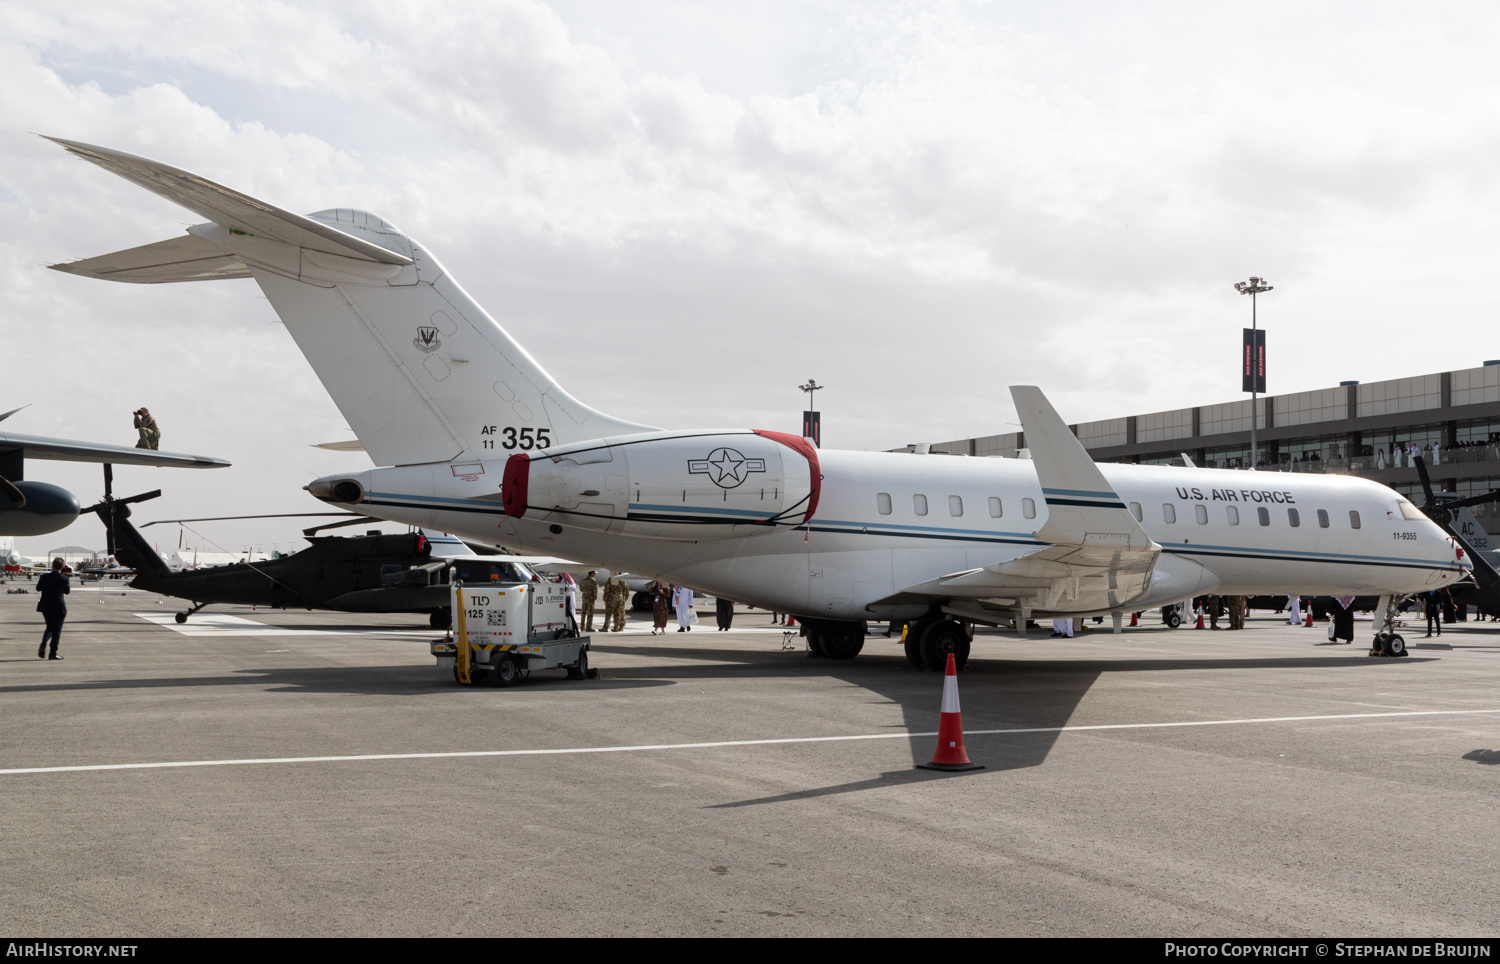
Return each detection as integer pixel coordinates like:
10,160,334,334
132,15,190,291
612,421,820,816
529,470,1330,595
1129,612,1139,626
1195,610,1205,629
917,653,984,772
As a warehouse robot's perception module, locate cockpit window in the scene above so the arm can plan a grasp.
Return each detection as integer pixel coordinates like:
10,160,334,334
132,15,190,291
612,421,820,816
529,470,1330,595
1398,501,1425,521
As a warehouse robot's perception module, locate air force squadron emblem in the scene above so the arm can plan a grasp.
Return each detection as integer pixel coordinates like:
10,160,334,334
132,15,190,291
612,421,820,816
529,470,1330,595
688,447,766,489
413,326,441,353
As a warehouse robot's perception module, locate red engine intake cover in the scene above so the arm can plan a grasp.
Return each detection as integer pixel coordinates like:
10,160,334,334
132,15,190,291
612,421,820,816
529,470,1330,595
501,453,531,517
752,430,821,524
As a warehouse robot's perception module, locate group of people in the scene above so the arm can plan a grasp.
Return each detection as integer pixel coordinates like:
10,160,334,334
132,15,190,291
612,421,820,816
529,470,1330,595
574,572,728,635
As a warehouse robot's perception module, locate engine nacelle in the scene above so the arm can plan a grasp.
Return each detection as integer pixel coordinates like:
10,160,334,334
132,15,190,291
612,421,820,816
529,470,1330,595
502,429,820,540
0,481,81,537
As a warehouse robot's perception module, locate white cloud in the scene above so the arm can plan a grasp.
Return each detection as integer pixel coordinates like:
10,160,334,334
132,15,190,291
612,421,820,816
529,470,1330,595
5,0,1500,554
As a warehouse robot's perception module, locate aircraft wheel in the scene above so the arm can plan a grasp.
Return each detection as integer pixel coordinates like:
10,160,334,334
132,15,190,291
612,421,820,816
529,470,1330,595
174,612,188,624
490,654,523,687
429,609,450,630
821,624,865,660
920,619,970,672
902,622,927,668
1385,633,1407,658
632,592,654,612
1166,612,1182,629
805,626,828,658
566,649,589,680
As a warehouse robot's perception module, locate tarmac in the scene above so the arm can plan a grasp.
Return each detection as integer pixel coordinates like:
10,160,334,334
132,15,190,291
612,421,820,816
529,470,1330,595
2,584,1499,937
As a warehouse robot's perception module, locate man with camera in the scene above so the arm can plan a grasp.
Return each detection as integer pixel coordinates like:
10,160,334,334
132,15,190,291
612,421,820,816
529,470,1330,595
133,407,160,450
36,557,71,660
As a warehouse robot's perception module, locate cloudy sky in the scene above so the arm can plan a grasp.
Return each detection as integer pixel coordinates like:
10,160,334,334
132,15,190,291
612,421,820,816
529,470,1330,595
4,1,1500,556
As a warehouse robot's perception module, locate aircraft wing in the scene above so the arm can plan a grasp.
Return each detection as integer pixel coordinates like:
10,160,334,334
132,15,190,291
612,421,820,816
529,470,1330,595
0,432,229,469
901,386,1160,616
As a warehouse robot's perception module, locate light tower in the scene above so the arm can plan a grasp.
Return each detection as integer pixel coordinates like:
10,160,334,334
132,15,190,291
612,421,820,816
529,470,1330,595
799,378,823,448
1234,276,1273,467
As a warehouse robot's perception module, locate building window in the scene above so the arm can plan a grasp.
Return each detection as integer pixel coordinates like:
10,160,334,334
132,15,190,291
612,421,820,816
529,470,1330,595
1227,506,1239,525
949,495,963,517
1317,509,1329,528
1350,510,1361,529
1022,497,1036,519
1163,504,1176,523
1195,504,1208,525
988,497,1002,518
876,493,892,515
914,494,928,516
1258,506,1270,526
1130,501,1143,522
1288,508,1300,527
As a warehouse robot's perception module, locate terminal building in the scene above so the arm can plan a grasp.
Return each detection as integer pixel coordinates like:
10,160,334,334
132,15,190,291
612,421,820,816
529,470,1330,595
913,362,1500,535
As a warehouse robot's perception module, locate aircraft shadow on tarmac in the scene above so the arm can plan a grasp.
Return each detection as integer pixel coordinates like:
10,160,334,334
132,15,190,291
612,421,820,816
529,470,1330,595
1461,749,1500,765
587,642,1430,805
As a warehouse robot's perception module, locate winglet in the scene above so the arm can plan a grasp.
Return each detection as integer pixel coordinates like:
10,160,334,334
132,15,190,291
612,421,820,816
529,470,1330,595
1010,386,1154,550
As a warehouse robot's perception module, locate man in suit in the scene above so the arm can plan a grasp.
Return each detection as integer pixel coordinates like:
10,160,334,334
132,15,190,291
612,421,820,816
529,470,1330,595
36,557,71,660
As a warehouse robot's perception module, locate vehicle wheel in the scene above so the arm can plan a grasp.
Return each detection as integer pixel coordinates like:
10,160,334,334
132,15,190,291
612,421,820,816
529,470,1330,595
1385,633,1407,658
806,627,828,658
1166,612,1182,629
632,591,653,612
920,619,970,671
567,649,589,679
490,654,523,687
429,609,450,630
821,623,865,660
174,612,188,624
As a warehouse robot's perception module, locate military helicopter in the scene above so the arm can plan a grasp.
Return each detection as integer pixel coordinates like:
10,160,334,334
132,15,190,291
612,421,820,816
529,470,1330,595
1412,455,1500,614
90,485,539,627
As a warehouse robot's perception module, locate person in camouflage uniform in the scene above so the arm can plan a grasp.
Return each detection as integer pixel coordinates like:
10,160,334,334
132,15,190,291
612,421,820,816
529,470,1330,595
605,574,629,632
133,408,160,450
579,571,599,632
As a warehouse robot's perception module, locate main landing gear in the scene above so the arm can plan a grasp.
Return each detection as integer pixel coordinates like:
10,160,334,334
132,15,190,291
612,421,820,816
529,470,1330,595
901,618,971,672
800,618,866,660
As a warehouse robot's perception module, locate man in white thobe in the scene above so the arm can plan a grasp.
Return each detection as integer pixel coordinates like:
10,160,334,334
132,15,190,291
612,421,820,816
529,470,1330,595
673,585,694,632
1287,595,1302,625
1051,618,1073,638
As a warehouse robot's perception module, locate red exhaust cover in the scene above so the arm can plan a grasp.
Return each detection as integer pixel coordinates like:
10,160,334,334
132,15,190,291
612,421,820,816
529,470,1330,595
752,430,821,524
501,453,531,517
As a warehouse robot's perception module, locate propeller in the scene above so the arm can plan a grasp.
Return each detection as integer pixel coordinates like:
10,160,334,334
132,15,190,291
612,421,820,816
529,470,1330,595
0,474,23,508
0,403,30,423
1413,456,1500,526
80,464,161,558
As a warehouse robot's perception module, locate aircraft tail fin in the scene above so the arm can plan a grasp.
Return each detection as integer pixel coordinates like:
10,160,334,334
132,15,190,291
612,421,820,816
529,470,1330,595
91,503,169,579
47,137,657,468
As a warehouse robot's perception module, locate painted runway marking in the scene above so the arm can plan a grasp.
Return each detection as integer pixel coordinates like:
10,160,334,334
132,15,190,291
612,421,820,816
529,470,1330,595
132,613,434,638
4,707,1499,776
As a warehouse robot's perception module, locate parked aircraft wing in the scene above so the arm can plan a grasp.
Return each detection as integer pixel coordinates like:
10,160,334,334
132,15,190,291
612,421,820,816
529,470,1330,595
901,387,1162,615
48,233,251,284
0,432,229,468
43,136,411,266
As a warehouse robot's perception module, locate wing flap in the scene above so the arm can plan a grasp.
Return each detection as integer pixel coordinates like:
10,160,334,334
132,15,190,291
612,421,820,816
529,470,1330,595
49,233,251,284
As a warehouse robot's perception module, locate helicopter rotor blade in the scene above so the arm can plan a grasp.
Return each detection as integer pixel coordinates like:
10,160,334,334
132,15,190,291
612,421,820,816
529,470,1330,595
303,516,379,537
1414,455,1437,506
141,512,365,528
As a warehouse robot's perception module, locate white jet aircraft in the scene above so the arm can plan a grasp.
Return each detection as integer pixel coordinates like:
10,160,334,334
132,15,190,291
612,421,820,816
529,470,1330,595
46,137,1464,664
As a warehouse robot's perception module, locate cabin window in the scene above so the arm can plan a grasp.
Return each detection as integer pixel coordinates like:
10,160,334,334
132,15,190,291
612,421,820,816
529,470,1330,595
1317,509,1330,528
1195,504,1208,525
914,494,928,516
1129,502,1143,522
1162,503,1176,524
1288,508,1300,527
1258,506,1270,526
1350,510,1361,529
988,497,1002,518
876,493,892,515
949,495,963,517
1226,506,1239,525
1398,500,1425,521
1022,497,1036,519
